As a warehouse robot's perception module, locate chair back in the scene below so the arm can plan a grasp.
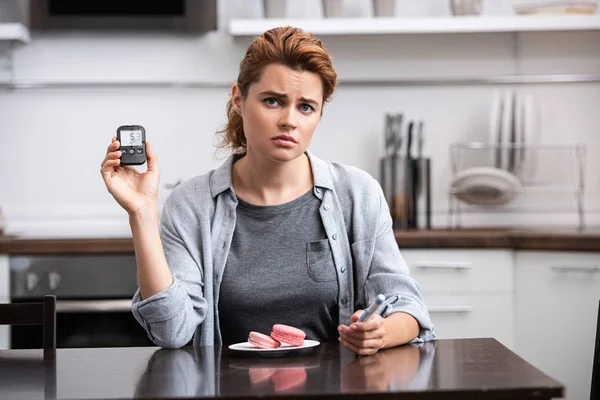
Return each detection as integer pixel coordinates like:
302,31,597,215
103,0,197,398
591,300,599,400
0,295,56,349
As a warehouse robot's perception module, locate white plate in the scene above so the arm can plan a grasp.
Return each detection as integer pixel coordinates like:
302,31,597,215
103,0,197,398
451,166,522,206
229,340,320,355
500,90,514,172
522,92,539,181
488,90,503,168
513,91,525,175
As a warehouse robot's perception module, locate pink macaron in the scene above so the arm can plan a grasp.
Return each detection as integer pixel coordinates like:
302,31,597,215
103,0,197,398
272,368,307,392
270,324,306,347
248,331,281,349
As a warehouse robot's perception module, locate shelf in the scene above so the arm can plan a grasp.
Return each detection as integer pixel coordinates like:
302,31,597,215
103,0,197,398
230,15,600,36
0,23,30,43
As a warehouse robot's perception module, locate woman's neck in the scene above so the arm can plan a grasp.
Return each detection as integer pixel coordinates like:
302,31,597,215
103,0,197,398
232,152,313,206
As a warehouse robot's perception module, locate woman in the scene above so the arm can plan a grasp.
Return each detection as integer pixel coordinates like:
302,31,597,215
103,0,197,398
100,26,434,355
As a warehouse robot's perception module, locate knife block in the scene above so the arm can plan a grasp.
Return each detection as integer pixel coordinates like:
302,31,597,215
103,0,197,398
380,156,431,230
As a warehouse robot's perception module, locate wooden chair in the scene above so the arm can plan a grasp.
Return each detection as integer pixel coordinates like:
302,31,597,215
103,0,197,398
591,300,599,400
0,295,57,349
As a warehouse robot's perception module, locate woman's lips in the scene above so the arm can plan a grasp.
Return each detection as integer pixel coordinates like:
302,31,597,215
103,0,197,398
272,137,297,148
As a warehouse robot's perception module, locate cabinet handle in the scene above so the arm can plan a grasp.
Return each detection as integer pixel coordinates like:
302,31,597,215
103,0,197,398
549,265,600,273
414,261,473,270
428,305,473,313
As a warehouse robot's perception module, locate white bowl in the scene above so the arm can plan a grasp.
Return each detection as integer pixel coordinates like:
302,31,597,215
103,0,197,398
451,166,522,206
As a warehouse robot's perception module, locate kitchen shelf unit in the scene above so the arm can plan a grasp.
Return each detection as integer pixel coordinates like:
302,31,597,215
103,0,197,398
0,23,30,43
229,15,600,36
446,143,587,230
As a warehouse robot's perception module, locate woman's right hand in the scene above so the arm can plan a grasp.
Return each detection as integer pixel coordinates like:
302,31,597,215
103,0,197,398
100,137,160,216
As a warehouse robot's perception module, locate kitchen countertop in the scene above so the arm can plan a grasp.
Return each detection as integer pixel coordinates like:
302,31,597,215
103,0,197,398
0,338,563,400
395,228,600,251
0,228,599,254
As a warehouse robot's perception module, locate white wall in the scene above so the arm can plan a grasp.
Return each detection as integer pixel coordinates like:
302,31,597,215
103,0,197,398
0,0,599,237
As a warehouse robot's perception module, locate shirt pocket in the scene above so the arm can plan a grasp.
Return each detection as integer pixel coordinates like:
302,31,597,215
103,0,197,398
350,238,375,289
306,239,337,282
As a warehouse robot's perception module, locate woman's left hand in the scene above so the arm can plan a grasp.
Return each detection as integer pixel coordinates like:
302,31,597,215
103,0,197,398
338,311,386,356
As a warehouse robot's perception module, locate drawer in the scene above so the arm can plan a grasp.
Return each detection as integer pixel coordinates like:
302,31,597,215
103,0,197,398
425,293,514,350
400,249,514,294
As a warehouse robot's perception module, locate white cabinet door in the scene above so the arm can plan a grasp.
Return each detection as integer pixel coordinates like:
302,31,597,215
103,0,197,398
400,249,515,351
515,251,600,400
400,249,514,294
425,293,515,350
0,254,9,349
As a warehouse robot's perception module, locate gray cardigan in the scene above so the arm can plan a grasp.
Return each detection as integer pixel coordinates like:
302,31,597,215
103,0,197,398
131,151,435,348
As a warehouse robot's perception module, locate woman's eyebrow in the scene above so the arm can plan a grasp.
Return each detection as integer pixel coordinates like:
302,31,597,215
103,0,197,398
259,90,319,106
259,90,286,98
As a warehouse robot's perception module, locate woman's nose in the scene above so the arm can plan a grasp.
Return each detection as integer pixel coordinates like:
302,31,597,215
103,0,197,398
278,108,297,130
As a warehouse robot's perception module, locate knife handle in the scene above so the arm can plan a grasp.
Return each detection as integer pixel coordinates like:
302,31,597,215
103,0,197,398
406,121,413,158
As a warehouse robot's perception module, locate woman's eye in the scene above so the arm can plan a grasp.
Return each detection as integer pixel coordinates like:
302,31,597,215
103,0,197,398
264,98,279,106
300,104,314,113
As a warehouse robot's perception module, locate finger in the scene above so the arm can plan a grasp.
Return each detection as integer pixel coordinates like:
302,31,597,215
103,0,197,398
106,150,123,160
343,317,385,338
146,141,159,173
338,324,355,338
339,323,378,340
339,337,378,356
342,335,383,352
340,325,382,341
351,311,363,323
101,149,122,168
106,140,120,155
101,158,121,173
351,315,384,332
111,136,117,143
350,322,375,333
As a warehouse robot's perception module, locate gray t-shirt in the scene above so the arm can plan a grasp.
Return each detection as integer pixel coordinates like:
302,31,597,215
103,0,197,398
218,189,339,345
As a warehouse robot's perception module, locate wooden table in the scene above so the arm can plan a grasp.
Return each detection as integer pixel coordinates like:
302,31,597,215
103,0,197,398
0,338,563,399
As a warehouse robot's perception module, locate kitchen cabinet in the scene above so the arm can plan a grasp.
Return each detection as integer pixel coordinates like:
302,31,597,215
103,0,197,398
515,251,600,400
400,249,515,350
425,293,514,349
230,15,600,36
0,254,8,349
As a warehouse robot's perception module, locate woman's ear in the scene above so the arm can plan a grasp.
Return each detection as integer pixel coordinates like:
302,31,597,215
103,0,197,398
231,84,243,115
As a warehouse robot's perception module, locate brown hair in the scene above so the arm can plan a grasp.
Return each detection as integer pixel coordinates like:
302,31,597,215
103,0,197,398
217,26,337,154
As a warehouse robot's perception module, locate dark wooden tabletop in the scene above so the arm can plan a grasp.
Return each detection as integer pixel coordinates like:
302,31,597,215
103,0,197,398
0,338,563,400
